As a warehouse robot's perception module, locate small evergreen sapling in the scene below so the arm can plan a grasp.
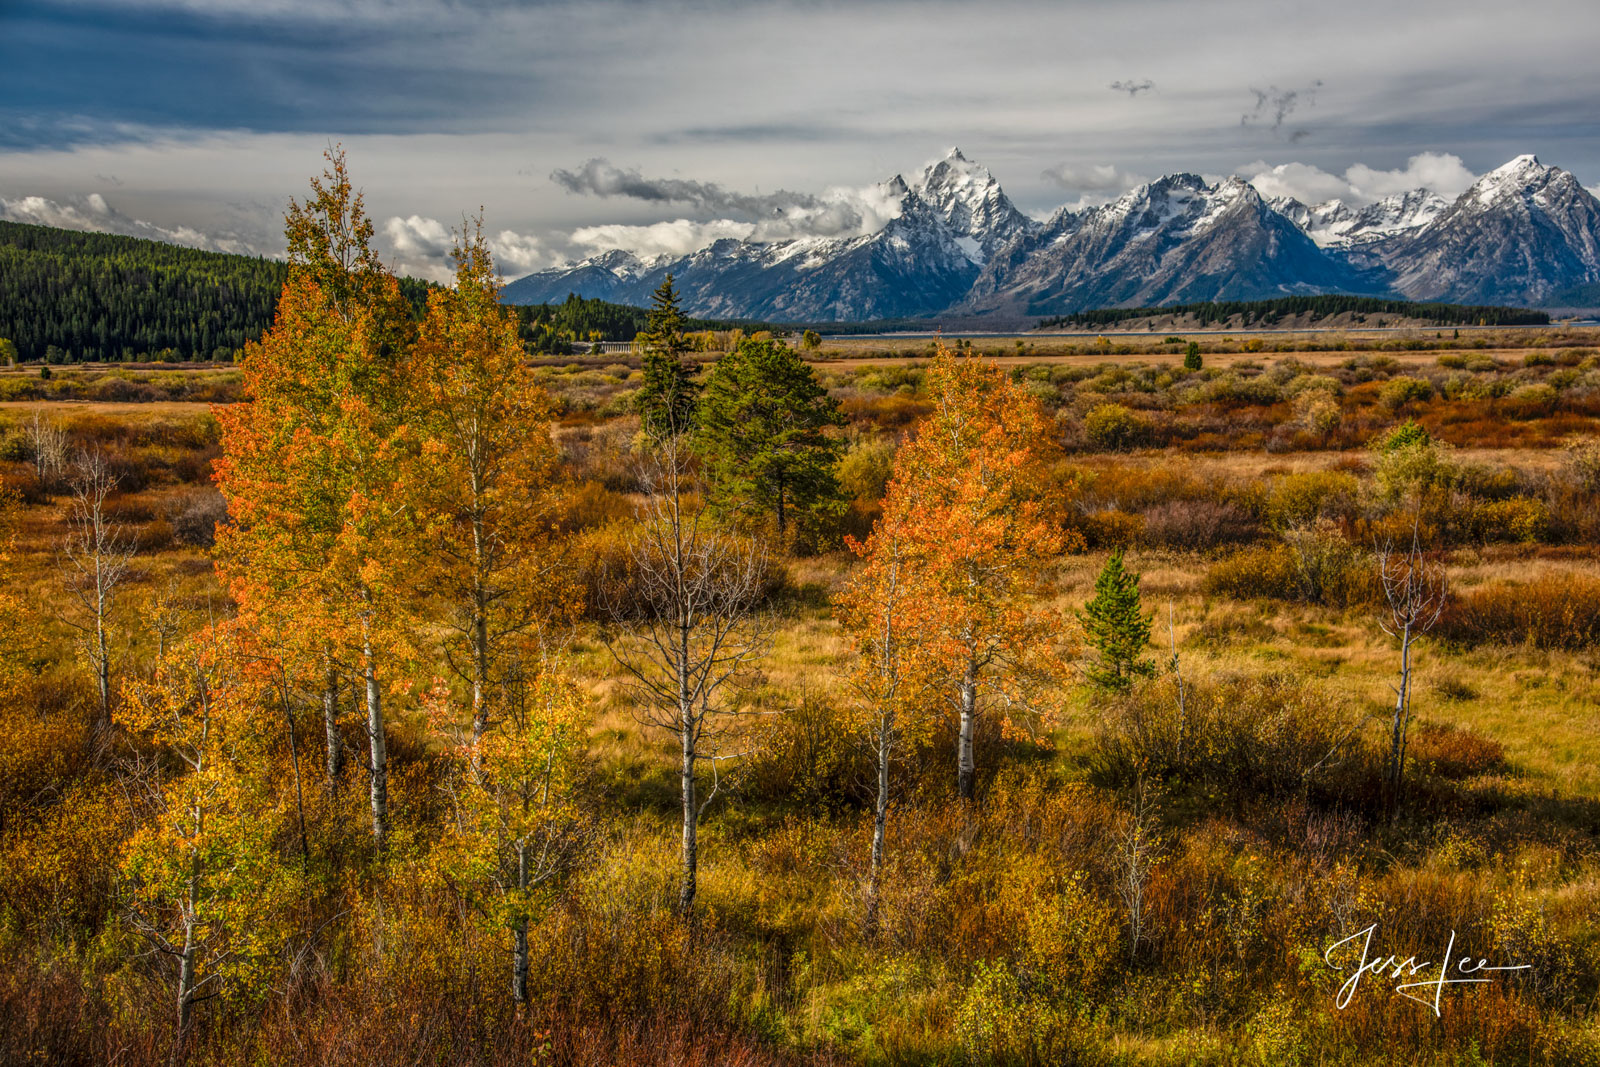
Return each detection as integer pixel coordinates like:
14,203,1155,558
1080,548,1155,690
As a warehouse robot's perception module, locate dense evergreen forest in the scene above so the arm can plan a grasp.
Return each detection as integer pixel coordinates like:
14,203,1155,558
0,221,763,362
1041,294,1551,329
0,221,290,363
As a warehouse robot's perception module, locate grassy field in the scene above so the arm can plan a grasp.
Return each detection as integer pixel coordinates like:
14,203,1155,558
3,345,1600,1065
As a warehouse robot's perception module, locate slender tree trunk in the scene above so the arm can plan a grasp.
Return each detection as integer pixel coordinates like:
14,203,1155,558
280,682,310,865
471,606,490,743
323,661,342,795
956,661,977,800
865,717,892,936
94,589,111,732
511,842,529,1005
470,488,491,744
363,622,388,850
173,923,195,1067
1389,622,1414,810
678,699,698,917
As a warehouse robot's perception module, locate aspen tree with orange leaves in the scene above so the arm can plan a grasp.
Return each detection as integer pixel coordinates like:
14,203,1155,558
408,220,576,745
213,147,418,848
835,505,938,935
880,343,1078,800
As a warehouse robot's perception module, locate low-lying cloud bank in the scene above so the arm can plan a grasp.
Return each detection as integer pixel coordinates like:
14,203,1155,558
1,190,263,255
1245,152,1478,206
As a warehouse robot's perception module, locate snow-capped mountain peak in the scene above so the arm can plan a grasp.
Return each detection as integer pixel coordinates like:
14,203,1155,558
1469,153,1555,205
1273,189,1449,248
501,149,1600,320
910,147,1033,262
1381,155,1600,305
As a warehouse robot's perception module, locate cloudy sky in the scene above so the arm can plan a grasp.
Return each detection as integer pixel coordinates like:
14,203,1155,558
4,0,1599,281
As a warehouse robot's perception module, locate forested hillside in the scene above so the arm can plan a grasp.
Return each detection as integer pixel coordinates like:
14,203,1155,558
0,221,760,362
0,221,288,362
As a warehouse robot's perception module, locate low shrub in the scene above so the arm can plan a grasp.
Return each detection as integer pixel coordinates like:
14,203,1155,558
1203,522,1376,608
837,437,896,503
1380,376,1435,410
1136,498,1257,549
740,695,868,814
1089,670,1375,801
1460,495,1549,544
1083,403,1152,451
1407,721,1508,780
1264,470,1361,529
1078,508,1144,548
1437,573,1600,650
165,487,229,547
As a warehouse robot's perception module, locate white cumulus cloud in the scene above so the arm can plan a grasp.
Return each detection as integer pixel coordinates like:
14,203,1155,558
383,215,551,282
1039,163,1148,209
568,218,757,261
1245,152,1478,207
1241,161,1354,205
1345,152,1476,200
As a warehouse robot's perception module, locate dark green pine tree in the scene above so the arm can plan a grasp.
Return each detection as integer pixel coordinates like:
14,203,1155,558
635,274,698,438
1079,548,1155,691
693,337,845,536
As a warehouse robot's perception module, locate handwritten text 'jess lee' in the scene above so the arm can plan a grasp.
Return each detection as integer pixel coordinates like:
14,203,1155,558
1324,924,1530,1016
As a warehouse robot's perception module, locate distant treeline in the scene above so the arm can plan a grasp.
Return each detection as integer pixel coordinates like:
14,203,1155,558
0,223,770,363
1040,295,1551,330
511,293,775,353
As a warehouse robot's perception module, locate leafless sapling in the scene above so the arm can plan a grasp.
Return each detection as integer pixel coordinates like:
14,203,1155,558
603,434,772,917
61,449,135,732
1375,522,1447,812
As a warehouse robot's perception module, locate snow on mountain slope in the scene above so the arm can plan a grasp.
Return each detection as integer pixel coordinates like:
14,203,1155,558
1380,155,1600,305
503,151,1600,319
961,174,1380,315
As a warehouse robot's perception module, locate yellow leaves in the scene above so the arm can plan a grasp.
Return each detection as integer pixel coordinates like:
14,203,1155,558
118,622,264,764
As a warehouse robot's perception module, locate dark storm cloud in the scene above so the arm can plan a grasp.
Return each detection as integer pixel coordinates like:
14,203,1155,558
5,0,1600,270
551,158,842,220
0,0,545,146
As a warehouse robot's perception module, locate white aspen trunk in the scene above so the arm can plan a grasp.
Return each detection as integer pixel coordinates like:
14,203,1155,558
323,661,342,795
94,595,111,731
866,716,892,935
471,607,489,744
363,624,388,850
174,917,196,1066
678,659,698,916
511,841,529,1005
470,466,491,745
957,662,977,800
1389,621,1414,804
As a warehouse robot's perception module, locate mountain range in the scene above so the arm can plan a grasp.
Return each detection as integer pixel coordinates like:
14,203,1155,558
502,150,1600,321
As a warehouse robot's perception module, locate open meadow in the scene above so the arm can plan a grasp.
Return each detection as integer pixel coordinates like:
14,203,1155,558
4,290,1600,1065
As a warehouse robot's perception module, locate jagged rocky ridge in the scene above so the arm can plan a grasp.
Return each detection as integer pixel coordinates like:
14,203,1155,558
503,150,1600,319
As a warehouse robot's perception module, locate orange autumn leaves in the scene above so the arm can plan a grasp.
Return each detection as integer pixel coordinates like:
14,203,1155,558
838,343,1082,787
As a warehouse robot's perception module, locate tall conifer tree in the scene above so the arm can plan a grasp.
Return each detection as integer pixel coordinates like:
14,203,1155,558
693,337,844,535
636,274,697,438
